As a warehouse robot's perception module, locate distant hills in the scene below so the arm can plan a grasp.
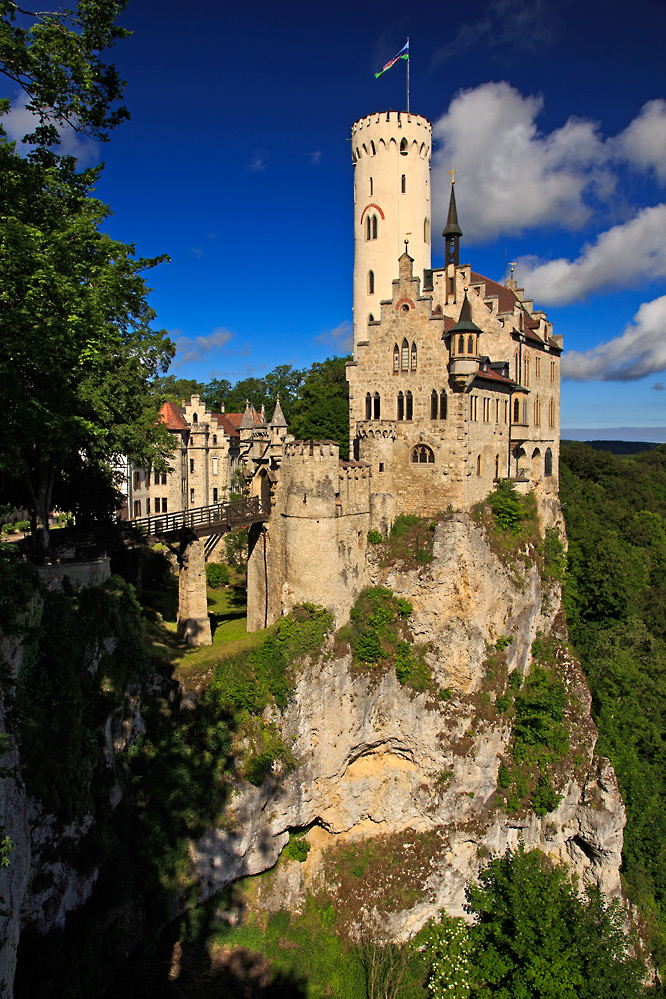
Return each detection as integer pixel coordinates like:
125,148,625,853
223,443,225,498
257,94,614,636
562,439,662,455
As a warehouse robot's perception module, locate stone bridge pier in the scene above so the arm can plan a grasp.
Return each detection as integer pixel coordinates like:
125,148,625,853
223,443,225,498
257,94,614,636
176,537,212,646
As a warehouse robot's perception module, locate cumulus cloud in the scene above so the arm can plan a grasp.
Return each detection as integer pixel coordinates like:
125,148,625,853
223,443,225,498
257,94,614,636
614,99,666,182
174,327,234,365
314,320,353,353
515,204,666,304
2,91,99,165
562,296,666,381
431,82,612,242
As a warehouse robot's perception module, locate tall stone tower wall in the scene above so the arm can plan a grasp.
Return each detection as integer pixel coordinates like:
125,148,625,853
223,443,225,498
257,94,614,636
352,111,432,350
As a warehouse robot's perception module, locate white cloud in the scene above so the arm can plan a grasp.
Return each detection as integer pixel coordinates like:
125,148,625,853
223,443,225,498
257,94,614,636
515,204,666,304
431,82,611,242
314,320,353,353
2,91,99,166
614,99,666,182
562,295,666,381
175,327,234,365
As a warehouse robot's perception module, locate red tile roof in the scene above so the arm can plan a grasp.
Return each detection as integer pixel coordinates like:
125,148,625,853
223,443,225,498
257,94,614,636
159,401,188,430
470,271,518,313
472,365,516,389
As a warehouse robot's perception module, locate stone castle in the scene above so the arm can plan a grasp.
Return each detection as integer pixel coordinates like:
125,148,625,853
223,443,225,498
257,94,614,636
132,108,563,636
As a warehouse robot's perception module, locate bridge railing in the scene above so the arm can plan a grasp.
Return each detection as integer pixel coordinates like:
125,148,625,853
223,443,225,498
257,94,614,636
131,495,270,538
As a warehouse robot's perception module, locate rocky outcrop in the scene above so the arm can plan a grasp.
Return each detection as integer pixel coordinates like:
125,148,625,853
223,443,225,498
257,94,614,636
190,514,626,935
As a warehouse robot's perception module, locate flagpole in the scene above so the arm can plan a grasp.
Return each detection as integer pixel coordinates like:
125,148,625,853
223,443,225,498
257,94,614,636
406,36,410,112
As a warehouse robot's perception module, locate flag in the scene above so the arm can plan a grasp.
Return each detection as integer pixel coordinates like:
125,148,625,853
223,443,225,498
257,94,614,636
374,40,409,79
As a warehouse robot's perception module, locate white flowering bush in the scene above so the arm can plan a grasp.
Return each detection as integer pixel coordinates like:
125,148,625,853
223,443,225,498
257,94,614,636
423,915,472,999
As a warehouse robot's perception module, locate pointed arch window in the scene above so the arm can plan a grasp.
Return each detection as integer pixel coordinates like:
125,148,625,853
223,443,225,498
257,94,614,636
458,335,465,354
373,392,381,419
514,398,520,423
401,339,409,371
368,270,374,294
545,448,553,476
467,335,475,354
495,454,500,479
477,454,483,477
400,138,408,155
192,412,198,423
365,393,372,420
411,342,417,371
406,391,413,420
431,390,438,420
524,355,530,387
412,445,435,464
397,392,404,421
440,390,447,420
372,214,378,239
366,215,371,240
393,344,400,372
368,314,374,324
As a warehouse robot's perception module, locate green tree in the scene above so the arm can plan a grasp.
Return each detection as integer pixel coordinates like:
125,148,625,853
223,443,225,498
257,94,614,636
290,356,350,459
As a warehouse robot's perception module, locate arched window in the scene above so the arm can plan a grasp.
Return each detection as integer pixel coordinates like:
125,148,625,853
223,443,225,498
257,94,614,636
400,138,408,155
514,398,520,423
458,335,465,354
424,217,430,244
368,314,374,324
372,214,378,239
212,434,217,444
412,445,435,464
406,391,413,420
365,393,372,419
397,392,404,421
401,339,409,371
366,215,371,240
534,397,541,426
368,270,374,294
495,454,500,479
524,355,530,387
440,390,447,420
467,335,475,354
373,392,381,419
393,344,400,372
411,342,417,371
192,412,198,423
545,448,553,476
431,390,438,420
401,174,406,193
477,454,483,477
433,304,442,315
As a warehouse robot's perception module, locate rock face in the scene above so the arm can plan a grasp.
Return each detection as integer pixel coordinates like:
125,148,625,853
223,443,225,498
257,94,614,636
191,514,625,933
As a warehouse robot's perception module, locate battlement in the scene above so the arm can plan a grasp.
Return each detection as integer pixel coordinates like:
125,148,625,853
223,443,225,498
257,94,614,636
357,421,396,440
351,111,431,161
284,440,340,461
339,461,372,481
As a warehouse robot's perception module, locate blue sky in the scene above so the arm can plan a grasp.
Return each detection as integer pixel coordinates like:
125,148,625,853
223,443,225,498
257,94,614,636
6,0,666,433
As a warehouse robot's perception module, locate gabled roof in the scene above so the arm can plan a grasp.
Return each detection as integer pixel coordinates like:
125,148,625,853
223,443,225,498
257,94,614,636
470,271,519,314
213,413,241,438
472,364,516,389
159,401,188,430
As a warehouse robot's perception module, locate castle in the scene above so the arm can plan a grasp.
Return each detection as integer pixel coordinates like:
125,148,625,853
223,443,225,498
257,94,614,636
132,108,563,637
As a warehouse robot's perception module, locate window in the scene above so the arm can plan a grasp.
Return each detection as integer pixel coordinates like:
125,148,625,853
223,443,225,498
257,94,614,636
190,458,194,473
366,393,372,419
154,498,160,513
212,434,217,444
495,454,500,479
424,217,430,244
522,401,528,424
213,487,218,502
515,351,519,382
483,397,490,422
513,398,520,422
372,214,378,239
535,356,541,379
397,392,404,421
449,276,455,295
401,339,409,371
477,454,483,477
368,314,374,324
504,400,508,423
524,356,530,387
458,335,464,354
545,448,553,476
162,498,168,513
393,344,400,372
411,342,417,371
467,335,475,354
412,445,434,463
534,397,541,426
368,270,374,294
192,412,198,423
161,472,167,485
470,396,478,421
133,500,141,517
406,391,413,420
549,399,555,428
373,393,380,419
400,137,408,155
190,488,195,505
401,174,406,193
495,399,500,423
551,360,556,382
154,471,159,486
440,391,447,420
133,471,140,489
369,177,373,195
366,215,371,240
379,462,384,472
212,457,218,475
431,390,438,420
146,499,151,515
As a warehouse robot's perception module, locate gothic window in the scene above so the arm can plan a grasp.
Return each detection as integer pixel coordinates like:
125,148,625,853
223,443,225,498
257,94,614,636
406,391,413,420
535,355,541,379
433,304,442,315
513,398,520,423
397,392,404,421
401,339,409,371
522,400,528,424
400,138,408,155
368,270,374,294
373,392,381,419
534,397,541,426
545,448,553,476
411,445,434,463
365,393,372,419
551,360,556,382
458,335,465,354
411,342,417,370
393,344,400,372
524,355,530,387
440,390,447,420
401,174,406,193
372,214,378,239
431,390,438,420
366,215,371,240
368,314,374,324
467,335,475,354
515,351,519,382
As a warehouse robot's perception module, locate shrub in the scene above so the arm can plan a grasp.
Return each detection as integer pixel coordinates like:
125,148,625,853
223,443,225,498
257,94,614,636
206,562,229,588
498,763,512,788
531,773,561,815
487,479,524,534
285,837,311,862
544,526,567,581
366,529,382,544
496,693,512,713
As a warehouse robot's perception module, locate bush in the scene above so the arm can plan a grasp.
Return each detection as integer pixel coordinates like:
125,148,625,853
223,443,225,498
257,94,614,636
366,529,382,544
498,763,512,788
206,562,229,588
487,479,524,534
285,837,311,862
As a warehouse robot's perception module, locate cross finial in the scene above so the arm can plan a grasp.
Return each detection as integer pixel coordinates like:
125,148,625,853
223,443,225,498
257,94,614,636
446,166,458,185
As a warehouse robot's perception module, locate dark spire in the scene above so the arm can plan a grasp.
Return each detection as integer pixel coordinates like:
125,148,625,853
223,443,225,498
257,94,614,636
449,290,482,334
443,181,462,269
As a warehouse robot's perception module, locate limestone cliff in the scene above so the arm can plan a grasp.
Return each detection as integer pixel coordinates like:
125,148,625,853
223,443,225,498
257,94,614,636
191,513,625,934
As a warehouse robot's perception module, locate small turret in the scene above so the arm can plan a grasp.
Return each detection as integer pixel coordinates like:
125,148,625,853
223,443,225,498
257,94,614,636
447,291,481,388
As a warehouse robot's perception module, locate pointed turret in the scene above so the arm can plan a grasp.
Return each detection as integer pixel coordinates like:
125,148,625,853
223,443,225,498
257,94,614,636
270,394,288,428
447,291,481,389
240,400,255,430
449,290,481,336
443,180,462,268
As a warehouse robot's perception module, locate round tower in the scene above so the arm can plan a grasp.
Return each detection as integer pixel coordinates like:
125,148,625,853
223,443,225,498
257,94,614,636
351,111,432,352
